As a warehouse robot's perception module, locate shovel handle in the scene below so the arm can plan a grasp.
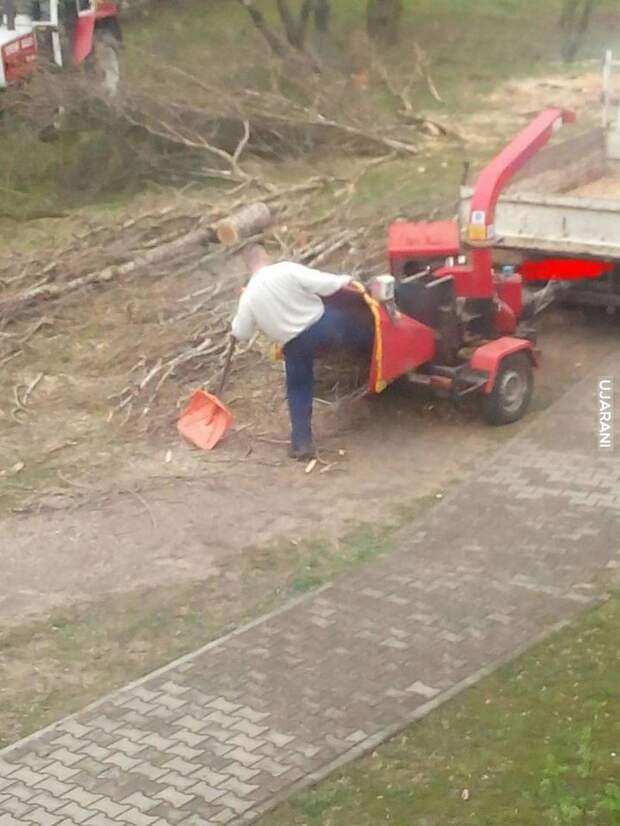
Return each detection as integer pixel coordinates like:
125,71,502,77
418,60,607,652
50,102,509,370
217,337,236,396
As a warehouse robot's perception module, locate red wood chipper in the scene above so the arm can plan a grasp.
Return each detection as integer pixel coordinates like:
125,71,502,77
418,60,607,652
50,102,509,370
337,107,577,424
182,108,586,451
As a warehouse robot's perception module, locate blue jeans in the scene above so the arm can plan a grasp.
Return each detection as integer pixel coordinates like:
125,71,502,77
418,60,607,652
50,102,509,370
283,305,373,450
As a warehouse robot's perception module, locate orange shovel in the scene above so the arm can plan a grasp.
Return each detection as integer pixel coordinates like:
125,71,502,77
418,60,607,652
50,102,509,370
177,339,236,450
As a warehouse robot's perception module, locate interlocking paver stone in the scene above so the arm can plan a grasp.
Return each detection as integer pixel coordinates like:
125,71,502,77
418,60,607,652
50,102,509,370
119,808,159,826
25,809,64,826
55,801,93,824
0,799,33,819
1,361,619,824
0,815,26,826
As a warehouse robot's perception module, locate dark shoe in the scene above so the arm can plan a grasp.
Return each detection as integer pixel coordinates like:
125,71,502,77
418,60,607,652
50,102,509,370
288,443,317,462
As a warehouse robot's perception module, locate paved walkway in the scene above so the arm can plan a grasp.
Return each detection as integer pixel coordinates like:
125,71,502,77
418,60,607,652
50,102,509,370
1,360,619,826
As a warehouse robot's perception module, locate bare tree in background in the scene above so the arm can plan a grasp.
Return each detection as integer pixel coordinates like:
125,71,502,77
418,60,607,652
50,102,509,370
367,0,404,45
313,0,330,33
559,0,597,62
277,0,333,46
237,0,330,56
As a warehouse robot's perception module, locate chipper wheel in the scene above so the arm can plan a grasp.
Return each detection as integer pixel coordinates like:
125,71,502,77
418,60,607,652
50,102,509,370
482,352,533,426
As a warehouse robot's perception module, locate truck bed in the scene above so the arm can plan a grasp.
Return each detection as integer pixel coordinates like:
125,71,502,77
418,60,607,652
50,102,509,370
459,128,620,259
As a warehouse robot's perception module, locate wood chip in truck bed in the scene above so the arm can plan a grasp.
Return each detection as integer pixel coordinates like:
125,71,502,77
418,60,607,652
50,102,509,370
568,171,620,199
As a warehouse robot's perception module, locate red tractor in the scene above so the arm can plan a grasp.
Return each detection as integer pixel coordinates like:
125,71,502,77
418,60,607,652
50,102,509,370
1,0,121,96
336,108,578,425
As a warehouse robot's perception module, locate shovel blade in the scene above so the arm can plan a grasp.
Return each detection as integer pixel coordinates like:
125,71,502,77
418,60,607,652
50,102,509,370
177,390,233,451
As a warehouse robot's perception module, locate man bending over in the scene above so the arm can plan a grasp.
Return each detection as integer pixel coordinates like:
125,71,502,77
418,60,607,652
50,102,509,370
231,245,373,460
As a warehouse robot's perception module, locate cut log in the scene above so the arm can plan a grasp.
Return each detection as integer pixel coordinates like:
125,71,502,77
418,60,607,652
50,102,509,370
215,202,273,245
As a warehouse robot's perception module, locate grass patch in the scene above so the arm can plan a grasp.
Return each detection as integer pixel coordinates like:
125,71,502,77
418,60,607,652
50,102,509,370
0,492,440,748
130,0,618,110
2,0,616,217
288,495,438,594
262,594,620,826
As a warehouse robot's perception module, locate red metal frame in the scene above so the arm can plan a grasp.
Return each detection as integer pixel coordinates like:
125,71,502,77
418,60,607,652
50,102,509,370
432,264,482,299
389,108,577,305
325,284,538,400
370,305,436,392
495,273,523,319
73,1,119,66
95,2,119,19
389,221,460,276
469,338,538,393
72,14,95,64
376,112,570,401
2,33,37,82
467,107,575,297
467,108,575,242
324,285,437,394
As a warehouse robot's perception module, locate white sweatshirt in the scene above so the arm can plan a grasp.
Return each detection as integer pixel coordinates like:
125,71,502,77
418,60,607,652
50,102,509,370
231,262,351,345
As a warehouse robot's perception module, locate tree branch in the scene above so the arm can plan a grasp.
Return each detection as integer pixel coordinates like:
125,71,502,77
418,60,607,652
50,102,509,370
296,0,315,46
276,0,300,46
237,0,289,57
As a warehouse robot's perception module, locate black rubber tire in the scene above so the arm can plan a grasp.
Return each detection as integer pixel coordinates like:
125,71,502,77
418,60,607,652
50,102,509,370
85,30,120,98
482,351,533,426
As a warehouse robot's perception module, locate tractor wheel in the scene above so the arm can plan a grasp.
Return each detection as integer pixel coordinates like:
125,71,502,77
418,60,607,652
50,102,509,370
482,352,533,426
86,30,121,98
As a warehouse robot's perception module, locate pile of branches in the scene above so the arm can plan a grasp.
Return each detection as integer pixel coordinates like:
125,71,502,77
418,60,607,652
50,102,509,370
122,80,418,189
1,42,455,422
111,168,450,418
110,171,407,417
0,172,357,328
117,41,454,188
1,162,445,419
0,203,211,324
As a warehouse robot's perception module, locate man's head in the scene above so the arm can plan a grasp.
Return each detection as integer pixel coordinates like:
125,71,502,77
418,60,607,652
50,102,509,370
241,243,271,276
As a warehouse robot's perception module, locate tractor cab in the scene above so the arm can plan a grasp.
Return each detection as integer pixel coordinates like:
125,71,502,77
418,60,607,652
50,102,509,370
0,2,38,85
0,0,120,94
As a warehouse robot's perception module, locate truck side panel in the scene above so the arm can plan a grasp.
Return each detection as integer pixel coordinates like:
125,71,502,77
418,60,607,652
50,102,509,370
460,187,620,258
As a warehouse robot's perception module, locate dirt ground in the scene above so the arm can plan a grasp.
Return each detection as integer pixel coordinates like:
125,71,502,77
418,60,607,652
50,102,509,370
1,67,618,630
1,303,617,628
2,56,620,751
430,67,606,146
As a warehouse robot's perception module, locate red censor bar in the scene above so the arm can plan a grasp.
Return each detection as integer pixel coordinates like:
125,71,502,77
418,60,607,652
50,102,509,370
520,258,613,282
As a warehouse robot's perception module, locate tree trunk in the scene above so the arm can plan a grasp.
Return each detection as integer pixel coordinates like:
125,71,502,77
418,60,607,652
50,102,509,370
276,0,304,48
366,0,403,45
275,0,330,48
559,0,596,63
236,0,289,58
238,0,324,70
313,0,330,33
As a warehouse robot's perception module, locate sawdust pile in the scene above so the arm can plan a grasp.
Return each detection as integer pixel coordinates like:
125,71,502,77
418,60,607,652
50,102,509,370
568,171,620,198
